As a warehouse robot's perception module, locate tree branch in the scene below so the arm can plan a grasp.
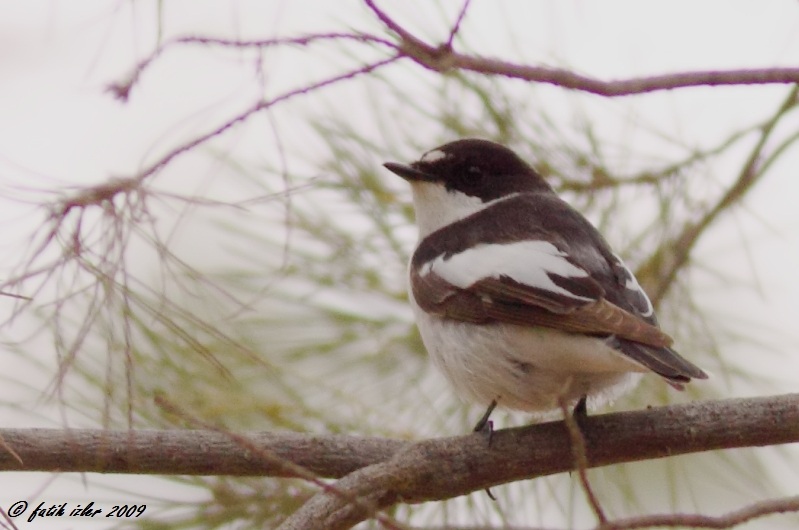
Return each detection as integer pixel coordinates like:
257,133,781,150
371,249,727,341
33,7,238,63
639,84,799,304
599,495,799,529
452,60,799,97
2,395,797,508
278,393,799,529
412,494,799,529
364,0,799,96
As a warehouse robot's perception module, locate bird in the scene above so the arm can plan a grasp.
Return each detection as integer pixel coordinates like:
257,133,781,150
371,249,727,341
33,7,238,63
384,139,707,426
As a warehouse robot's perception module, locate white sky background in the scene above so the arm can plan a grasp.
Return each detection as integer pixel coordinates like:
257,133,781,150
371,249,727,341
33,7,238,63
0,0,798,528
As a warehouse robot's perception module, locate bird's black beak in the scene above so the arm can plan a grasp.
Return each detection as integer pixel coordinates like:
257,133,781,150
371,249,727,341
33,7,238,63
383,162,433,182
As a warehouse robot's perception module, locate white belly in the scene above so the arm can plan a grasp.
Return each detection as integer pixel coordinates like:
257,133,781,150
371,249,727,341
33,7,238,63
411,301,645,413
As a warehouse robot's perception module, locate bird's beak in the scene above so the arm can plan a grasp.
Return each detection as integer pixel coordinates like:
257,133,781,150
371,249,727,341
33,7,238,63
383,162,433,182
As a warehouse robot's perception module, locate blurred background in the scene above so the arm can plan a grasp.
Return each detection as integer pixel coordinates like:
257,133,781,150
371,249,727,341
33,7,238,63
1,1,798,528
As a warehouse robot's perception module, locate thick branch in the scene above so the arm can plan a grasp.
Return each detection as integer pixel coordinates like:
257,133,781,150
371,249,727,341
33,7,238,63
1,395,797,482
0,429,405,477
2,395,797,529
278,394,799,529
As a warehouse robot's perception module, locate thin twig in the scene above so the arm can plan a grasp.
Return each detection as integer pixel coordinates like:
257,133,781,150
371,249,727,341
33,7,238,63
446,0,473,48
599,495,799,529
137,54,401,189
109,32,397,101
558,395,607,525
640,84,799,304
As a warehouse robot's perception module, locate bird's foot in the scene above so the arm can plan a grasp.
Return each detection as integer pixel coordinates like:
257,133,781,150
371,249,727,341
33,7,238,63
473,400,497,442
573,394,588,422
473,400,498,501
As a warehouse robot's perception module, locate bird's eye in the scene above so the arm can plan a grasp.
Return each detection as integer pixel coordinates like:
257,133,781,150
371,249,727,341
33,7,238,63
468,166,481,175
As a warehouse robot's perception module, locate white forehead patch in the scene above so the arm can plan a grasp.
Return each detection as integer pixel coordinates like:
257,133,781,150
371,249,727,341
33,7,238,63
420,149,447,163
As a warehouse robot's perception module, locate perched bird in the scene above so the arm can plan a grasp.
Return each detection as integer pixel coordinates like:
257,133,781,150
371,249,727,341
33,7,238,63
384,139,706,423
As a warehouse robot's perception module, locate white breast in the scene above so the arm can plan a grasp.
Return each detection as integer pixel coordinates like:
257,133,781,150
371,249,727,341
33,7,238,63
409,294,644,413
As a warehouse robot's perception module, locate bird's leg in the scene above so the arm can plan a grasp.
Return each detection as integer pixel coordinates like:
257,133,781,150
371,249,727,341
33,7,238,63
473,399,497,436
573,394,588,421
473,399,499,502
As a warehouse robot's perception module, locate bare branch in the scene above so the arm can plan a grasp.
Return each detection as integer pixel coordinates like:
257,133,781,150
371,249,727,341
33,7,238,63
0,54,402,376
599,495,799,529
365,0,799,96
122,53,400,192
446,0,473,48
2,394,795,480
278,393,799,529
4,395,792,528
153,395,407,530
452,59,799,97
0,427,402,476
108,32,397,101
559,396,606,525
639,84,799,303
411,495,799,529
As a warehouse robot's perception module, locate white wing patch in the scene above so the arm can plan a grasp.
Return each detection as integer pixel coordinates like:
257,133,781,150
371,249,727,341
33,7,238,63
613,253,654,317
420,241,593,301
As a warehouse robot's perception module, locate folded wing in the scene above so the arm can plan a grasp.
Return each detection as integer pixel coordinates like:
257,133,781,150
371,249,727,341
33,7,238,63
410,195,707,384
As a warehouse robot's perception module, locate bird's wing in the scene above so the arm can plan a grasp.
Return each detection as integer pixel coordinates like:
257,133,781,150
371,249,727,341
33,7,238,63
412,238,673,348
410,193,707,383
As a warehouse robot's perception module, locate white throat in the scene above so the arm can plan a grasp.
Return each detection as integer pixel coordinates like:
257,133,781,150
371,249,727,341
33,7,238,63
410,182,513,238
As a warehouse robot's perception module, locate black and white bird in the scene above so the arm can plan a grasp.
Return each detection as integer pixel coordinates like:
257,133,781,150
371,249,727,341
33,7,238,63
384,139,707,420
